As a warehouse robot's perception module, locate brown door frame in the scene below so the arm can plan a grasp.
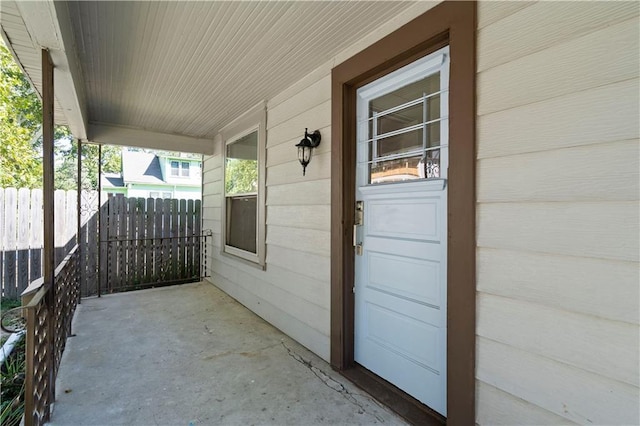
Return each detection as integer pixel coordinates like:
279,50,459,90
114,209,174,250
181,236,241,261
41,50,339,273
330,2,476,424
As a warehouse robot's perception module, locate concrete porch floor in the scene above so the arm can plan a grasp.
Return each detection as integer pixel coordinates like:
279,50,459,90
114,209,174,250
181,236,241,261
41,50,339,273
49,281,407,425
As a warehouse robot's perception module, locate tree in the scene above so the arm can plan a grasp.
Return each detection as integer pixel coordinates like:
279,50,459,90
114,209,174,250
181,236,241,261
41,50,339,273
225,158,257,195
0,40,42,188
55,142,122,190
0,39,72,188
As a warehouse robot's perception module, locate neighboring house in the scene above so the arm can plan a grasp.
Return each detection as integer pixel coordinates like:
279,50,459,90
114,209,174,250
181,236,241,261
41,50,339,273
2,1,638,424
101,150,201,200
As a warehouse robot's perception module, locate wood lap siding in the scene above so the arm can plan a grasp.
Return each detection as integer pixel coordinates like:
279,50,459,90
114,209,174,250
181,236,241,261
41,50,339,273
476,1,640,424
201,71,333,361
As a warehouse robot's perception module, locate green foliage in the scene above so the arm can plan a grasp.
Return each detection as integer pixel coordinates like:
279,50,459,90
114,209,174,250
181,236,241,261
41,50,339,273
0,334,25,426
0,39,73,189
0,41,42,188
55,141,122,190
225,158,257,195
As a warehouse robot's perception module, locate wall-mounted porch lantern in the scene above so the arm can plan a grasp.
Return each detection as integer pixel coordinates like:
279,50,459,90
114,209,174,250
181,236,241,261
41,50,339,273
296,128,321,176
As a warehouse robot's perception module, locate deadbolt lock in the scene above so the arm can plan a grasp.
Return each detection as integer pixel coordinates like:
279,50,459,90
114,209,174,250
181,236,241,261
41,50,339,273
355,201,364,226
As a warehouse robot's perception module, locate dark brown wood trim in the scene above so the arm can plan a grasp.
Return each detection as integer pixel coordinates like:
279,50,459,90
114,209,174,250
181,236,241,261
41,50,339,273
343,365,446,426
330,2,476,424
42,48,56,415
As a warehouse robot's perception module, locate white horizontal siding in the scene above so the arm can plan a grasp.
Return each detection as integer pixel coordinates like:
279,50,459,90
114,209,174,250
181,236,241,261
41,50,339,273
266,179,330,206
477,337,639,425
206,271,330,361
478,248,639,325
267,152,331,186
266,124,331,168
267,205,330,232
478,17,639,116
476,381,577,425
201,54,333,360
478,201,639,262
478,139,640,202
477,2,639,72
476,1,640,424
477,79,639,159
478,293,639,387
476,1,535,30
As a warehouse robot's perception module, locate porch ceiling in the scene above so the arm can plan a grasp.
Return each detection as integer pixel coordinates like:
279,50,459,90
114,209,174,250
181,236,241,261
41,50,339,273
1,0,417,153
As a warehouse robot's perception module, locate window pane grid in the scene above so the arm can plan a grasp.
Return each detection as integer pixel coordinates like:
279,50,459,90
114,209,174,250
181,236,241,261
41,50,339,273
360,116,446,145
359,145,443,166
358,89,447,125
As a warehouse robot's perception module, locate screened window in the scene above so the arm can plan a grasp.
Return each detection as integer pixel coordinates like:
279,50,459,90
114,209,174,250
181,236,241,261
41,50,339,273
170,161,179,176
220,103,266,266
170,161,190,177
181,162,190,177
357,50,449,185
225,131,259,256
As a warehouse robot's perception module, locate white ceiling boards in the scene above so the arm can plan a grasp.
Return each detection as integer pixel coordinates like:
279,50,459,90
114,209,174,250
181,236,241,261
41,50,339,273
2,1,416,153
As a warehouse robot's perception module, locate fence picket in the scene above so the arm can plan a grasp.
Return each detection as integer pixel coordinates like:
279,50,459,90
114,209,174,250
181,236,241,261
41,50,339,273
194,199,201,279
17,188,31,294
170,199,179,280
179,200,187,278
153,199,162,281
145,198,155,281
162,199,171,281
4,188,17,298
186,200,194,279
1,188,201,298
127,198,136,288
118,196,127,288
99,199,109,296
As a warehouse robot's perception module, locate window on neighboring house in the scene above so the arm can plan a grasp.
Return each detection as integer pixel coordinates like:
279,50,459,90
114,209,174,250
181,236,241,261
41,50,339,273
221,103,266,266
162,192,172,199
170,161,190,177
149,191,160,198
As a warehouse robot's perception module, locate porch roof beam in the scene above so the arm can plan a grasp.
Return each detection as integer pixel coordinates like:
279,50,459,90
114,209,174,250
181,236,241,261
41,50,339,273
88,123,215,155
14,0,88,139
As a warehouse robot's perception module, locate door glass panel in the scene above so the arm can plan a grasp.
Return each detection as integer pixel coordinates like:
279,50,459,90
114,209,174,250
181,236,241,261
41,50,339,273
374,103,422,135
371,155,422,184
369,73,440,113
365,72,442,185
373,128,423,159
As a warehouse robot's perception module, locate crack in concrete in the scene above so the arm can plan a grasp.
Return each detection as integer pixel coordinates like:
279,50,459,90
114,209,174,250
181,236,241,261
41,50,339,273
281,341,385,423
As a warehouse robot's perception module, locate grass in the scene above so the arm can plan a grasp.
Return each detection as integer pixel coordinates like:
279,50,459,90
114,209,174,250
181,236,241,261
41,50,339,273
1,299,26,426
0,334,25,426
0,299,21,313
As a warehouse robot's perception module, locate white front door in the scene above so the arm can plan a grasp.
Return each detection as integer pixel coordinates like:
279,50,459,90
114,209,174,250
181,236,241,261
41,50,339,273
354,47,449,416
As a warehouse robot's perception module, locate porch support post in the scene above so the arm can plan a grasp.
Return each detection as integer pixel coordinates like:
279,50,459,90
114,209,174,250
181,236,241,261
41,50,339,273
42,48,56,410
97,144,102,297
77,139,82,299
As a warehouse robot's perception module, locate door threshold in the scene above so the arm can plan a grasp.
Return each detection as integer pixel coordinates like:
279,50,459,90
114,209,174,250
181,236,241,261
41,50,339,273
340,364,446,426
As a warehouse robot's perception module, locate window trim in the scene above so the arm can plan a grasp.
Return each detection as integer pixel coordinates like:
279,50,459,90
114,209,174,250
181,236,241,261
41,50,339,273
170,160,191,177
220,102,266,268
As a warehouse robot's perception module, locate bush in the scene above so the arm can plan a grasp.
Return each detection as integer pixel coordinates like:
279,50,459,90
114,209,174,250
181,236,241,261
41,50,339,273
0,334,25,426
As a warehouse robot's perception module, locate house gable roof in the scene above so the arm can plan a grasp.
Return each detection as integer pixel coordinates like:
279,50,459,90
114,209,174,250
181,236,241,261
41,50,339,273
101,173,125,188
122,151,164,184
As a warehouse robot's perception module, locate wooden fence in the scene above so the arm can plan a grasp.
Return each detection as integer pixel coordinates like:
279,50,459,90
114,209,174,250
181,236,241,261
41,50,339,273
1,188,202,299
1,188,79,299
94,195,202,295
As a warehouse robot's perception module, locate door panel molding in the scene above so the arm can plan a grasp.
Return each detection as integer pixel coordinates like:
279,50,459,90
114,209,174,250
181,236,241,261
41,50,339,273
330,2,476,424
